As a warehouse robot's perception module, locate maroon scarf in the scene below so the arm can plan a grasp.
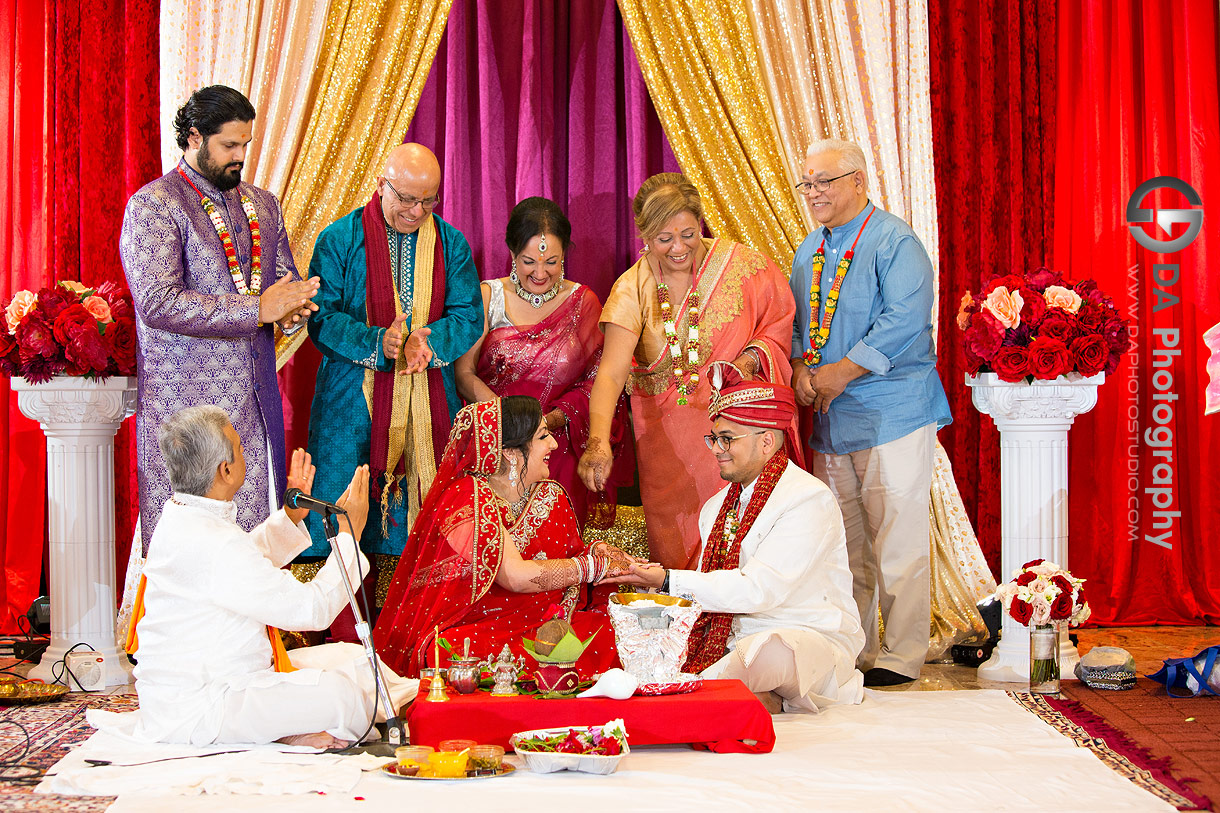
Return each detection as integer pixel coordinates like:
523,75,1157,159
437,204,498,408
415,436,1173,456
362,195,451,507
683,448,789,673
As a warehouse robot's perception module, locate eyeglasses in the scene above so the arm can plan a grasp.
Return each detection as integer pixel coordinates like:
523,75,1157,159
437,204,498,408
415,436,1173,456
794,171,856,195
382,178,440,210
703,431,766,452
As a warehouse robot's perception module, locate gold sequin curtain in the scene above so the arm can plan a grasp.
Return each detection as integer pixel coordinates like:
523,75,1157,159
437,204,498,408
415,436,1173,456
158,0,332,195
622,0,990,655
273,0,453,364
617,0,809,267
279,0,452,272
744,1,989,656
743,0,940,299
158,0,261,172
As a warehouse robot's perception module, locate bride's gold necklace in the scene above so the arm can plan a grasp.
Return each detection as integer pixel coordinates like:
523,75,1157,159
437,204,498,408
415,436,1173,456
489,479,530,519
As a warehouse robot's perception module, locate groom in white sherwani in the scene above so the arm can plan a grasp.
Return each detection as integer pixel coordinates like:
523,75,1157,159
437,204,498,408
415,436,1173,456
607,364,865,712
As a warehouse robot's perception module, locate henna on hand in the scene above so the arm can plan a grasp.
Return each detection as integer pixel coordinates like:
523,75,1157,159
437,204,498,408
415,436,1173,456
529,559,580,591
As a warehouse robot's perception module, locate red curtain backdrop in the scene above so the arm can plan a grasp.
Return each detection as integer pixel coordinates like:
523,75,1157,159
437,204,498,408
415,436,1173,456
278,0,679,454
929,0,1058,581
1,0,51,632
1054,0,1220,625
0,0,158,631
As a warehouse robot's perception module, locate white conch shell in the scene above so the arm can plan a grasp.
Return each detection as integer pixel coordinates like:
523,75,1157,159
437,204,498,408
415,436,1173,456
577,668,638,700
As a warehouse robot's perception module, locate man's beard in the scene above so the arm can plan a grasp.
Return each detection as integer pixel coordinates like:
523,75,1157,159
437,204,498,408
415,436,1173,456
197,138,243,191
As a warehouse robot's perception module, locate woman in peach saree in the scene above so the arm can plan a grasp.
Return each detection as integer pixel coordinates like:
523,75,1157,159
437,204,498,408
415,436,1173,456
578,173,799,570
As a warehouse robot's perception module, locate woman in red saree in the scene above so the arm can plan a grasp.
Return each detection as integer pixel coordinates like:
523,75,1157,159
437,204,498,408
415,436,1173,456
455,197,630,526
578,174,801,571
374,396,628,678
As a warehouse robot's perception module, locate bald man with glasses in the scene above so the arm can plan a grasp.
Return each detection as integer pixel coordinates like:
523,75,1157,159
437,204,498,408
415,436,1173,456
301,144,482,621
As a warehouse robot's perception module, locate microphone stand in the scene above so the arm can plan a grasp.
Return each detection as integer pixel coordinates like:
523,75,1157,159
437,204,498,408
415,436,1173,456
322,511,406,755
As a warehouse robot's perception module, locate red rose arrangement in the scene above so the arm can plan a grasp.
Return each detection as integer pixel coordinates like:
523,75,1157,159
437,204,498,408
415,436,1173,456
994,558,1091,629
1,281,137,383
957,268,1131,382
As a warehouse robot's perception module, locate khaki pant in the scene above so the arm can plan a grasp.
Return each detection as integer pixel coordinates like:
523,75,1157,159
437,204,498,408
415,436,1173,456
705,629,863,713
813,424,934,677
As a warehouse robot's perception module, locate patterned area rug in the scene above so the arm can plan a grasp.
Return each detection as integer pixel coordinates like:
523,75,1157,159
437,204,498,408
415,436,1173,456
0,691,137,812
1014,690,1213,811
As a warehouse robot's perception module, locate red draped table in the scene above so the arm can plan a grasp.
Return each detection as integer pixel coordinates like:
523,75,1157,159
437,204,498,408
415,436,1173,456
406,678,775,754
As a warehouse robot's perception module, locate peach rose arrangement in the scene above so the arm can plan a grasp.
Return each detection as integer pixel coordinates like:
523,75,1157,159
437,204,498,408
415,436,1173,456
957,268,1131,382
1,280,137,382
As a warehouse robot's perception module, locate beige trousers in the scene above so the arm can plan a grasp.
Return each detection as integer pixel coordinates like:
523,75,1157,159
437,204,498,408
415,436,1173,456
704,629,863,713
813,424,935,677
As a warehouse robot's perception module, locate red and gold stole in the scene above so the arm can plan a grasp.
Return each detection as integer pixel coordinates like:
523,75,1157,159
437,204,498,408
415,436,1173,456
682,448,789,673
361,197,451,534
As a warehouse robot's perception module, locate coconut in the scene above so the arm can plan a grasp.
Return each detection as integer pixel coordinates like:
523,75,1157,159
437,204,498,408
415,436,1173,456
532,618,572,657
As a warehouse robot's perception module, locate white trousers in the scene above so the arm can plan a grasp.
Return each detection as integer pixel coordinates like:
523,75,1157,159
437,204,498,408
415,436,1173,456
812,424,934,677
704,629,864,713
213,643,418,744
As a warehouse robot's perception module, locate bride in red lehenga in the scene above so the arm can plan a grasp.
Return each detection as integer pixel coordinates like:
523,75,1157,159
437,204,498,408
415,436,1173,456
374,396,631,678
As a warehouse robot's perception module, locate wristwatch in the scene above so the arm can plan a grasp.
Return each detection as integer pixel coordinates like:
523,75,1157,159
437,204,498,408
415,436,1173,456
660,569,670,594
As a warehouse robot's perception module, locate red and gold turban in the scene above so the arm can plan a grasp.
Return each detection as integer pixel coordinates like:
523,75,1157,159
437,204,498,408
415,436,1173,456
707,361,796,428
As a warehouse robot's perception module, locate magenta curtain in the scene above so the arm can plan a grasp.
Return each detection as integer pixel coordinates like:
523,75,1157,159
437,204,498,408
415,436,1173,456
404,0,679,302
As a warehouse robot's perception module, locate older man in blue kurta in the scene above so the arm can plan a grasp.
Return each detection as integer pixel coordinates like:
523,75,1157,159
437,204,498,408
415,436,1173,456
303,143,482,569
789,139,952,688
120,86,319,551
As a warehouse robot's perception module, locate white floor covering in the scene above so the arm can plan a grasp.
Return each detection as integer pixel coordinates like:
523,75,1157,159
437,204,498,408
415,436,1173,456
39,689,1175,812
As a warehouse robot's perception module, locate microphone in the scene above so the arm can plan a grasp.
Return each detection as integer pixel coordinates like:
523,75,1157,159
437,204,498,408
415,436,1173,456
284,488,346,515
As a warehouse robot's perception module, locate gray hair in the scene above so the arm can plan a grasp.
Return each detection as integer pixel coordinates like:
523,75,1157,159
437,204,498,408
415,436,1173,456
157,405,235,497
807,138,868,177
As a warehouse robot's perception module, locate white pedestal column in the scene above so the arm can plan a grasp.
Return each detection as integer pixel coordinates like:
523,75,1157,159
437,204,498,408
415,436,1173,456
13,376,137,687
967,372,1102,683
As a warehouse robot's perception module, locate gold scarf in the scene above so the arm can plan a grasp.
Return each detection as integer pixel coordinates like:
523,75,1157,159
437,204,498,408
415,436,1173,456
363,215,440,534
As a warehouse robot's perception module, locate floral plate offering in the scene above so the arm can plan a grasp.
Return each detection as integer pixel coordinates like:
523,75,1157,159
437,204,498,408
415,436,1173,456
509,719,629,775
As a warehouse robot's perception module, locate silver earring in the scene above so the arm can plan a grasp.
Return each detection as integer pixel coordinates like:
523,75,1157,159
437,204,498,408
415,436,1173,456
508,456,518,487
510,258,519,284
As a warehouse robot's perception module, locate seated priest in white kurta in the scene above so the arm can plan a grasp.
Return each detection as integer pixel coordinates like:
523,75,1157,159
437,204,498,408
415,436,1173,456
607,364,865,712
113,405,415,748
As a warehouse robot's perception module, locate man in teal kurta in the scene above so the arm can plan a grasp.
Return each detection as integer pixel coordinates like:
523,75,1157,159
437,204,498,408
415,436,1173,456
303,144,482,563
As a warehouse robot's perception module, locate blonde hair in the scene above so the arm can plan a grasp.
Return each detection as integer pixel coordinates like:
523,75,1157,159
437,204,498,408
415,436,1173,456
632,173,703,241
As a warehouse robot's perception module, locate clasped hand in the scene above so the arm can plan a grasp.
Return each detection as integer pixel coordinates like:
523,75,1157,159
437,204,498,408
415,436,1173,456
792,358,865,414
382,315,433,375
587,540,655,581
598,563,666,590
259,277,320,328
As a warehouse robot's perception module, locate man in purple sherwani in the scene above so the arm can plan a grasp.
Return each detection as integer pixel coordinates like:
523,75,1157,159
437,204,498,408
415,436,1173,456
120,86,319,550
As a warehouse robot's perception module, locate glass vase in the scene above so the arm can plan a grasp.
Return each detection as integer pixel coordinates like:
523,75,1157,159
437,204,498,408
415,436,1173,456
1029,623,1061,695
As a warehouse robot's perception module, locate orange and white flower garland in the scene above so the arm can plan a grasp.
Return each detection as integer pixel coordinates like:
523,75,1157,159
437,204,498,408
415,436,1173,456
177,168,262,296
803,206,874,367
